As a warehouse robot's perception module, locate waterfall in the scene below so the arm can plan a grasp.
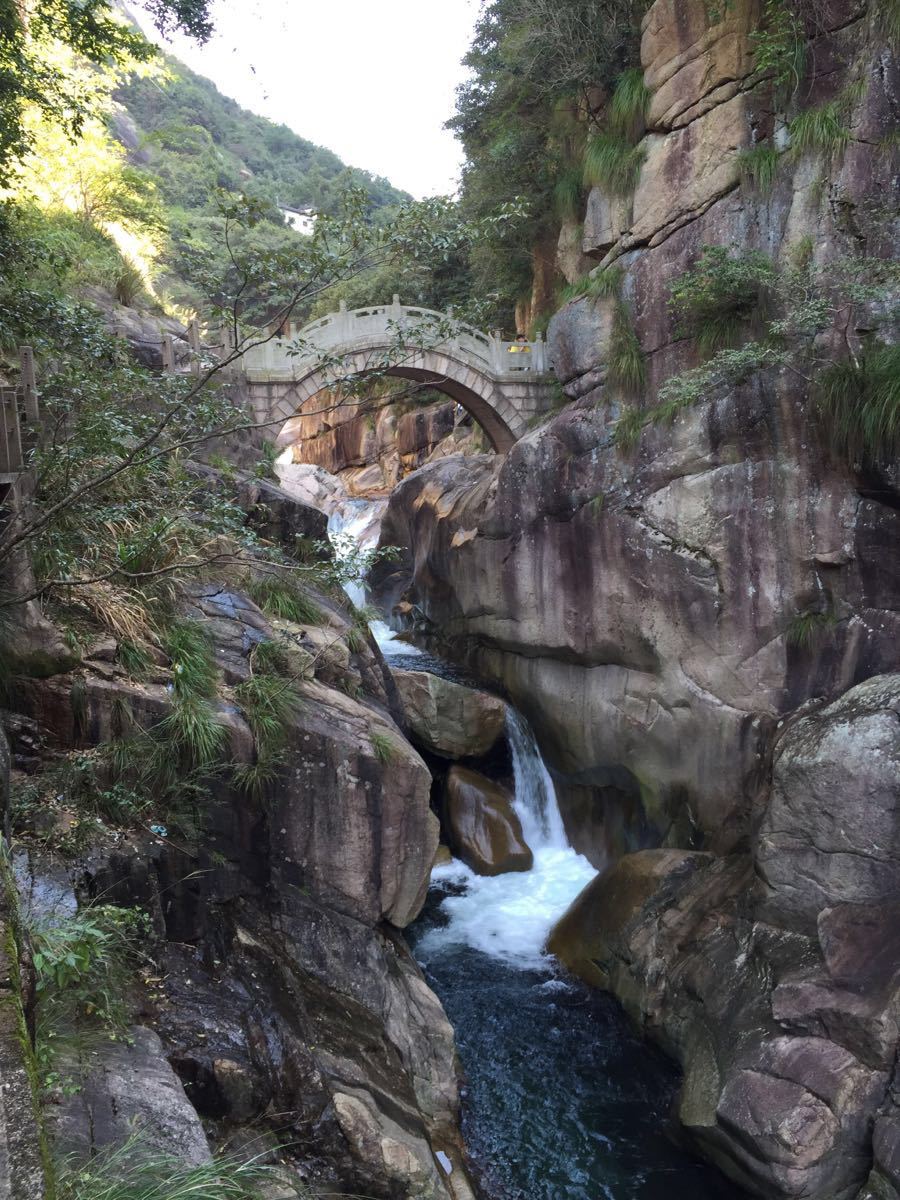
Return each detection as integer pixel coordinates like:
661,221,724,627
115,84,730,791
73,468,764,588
506,708,568,851
422,708,597,969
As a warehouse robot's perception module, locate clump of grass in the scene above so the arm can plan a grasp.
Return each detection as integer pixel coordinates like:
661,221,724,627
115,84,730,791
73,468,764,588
608,302,646,394
56,1135,277,1200
116,639,152,680
346,625,367,655
553,167,585,220
561,266,625,304
370,730,396,764
611,405,646,454
161,621,217,698
583,132,646,196
789,90,857,159
786,608,837,649
233,659,300,798
737,144,781,195
248,575,323,625
815,344,900,467
608,68,651,141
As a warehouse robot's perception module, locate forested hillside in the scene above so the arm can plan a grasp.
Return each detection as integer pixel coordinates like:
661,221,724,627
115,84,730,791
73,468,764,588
112,54,410,306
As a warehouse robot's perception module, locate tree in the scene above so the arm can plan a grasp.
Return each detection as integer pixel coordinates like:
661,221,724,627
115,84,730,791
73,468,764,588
0,0,213,184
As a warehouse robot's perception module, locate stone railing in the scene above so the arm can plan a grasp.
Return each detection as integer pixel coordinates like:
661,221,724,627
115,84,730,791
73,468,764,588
239,296,549,379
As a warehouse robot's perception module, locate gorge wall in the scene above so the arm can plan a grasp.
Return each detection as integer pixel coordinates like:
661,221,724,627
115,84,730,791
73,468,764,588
369,0,900,1195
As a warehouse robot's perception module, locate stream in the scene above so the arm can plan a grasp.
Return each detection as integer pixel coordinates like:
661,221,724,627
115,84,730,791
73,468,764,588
287,467,736,1199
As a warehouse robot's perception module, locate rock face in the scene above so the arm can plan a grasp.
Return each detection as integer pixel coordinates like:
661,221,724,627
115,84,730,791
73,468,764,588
8,564,471,1197
393,669,508,760
548,676,900,1199
366,1,900,1195
443,766,533,876
279,389,485,497
371,0,900,872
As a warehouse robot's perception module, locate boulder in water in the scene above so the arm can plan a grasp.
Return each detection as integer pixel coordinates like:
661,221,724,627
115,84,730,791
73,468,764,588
444,766,533,876
394,669,507,760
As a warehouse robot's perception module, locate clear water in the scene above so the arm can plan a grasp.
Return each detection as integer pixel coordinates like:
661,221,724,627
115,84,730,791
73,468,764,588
410,710,737,1200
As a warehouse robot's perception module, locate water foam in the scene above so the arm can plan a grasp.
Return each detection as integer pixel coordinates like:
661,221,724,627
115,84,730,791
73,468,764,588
417,710,596,969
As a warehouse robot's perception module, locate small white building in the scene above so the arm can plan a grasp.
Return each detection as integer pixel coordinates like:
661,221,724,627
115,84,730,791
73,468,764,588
279,206,317,236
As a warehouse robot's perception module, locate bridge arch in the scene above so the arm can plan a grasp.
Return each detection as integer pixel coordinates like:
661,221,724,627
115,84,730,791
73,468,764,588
238,301,555,453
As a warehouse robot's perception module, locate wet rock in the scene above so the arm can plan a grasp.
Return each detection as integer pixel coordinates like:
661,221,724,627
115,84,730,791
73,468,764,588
757,675,900,933
393,669,507,759
547,849,712,986
235,474,329,546
443,766,533,876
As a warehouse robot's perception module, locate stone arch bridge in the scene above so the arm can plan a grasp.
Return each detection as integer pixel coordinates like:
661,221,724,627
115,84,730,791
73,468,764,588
237,298,557,452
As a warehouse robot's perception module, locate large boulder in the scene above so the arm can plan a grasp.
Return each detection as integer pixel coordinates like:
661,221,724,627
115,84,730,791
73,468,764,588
757,675,900,933
393,669,507,760
443,766,533,876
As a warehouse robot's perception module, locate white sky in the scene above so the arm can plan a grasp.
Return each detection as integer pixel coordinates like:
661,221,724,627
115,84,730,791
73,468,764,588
134,0,480,199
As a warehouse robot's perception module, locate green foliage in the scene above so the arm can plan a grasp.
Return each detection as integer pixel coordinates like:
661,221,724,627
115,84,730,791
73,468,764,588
449,0,643,325
751,0,806,103
608,302,645,394
737,144,781,195
116,639,152,679
233,662,299,797
161,621,217,698
786,608,836,649
30,903,150,1082
611,405,645,453
607,68,651,141
669,246,776,355
248,575,323,625
561,266,625,303
56,1136,279,1200
552,167,585,221
370,730,396,764
815,344,900,467
583,132,646,196
788,87,860,158
878,0,900,44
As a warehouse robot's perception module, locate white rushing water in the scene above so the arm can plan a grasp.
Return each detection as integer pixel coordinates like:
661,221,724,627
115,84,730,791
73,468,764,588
419,710,597,969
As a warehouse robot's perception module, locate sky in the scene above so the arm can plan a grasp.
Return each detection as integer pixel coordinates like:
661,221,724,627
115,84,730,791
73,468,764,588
134,0,481,199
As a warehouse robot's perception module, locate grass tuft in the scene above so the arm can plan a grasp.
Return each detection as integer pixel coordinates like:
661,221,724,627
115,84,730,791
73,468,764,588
611,405,646,454
789,100,850,158
552,167,585,220
370,730,396,764
815,344,900,467
56,1135,279,1200
786,609,837,649
737,145,781,195
248,575,323,626
583,133,646,196
608,68,651,141
608,302,646,395
561,266,625,304
161,621,217,698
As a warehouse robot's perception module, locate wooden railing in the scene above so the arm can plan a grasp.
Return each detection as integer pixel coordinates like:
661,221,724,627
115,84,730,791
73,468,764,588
1,347,39,483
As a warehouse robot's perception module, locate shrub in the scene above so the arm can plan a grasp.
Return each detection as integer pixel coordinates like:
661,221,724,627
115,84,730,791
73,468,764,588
669,246,776,356
751,0,806,103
